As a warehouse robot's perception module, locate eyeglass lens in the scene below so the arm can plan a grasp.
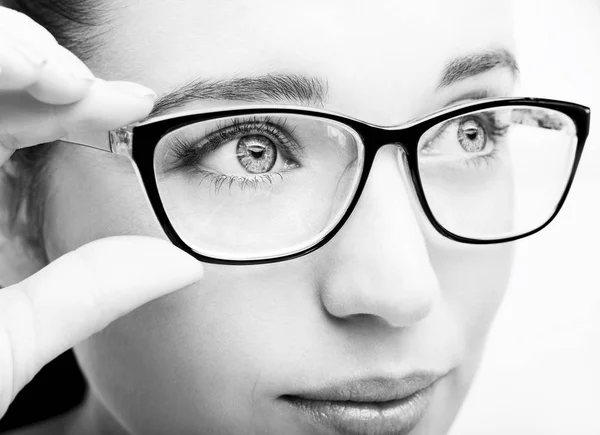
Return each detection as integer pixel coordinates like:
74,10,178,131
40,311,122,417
417,106,578,240
152,106,578,259
153,114,365,260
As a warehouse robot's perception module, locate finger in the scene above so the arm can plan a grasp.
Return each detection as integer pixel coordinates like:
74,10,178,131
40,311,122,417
0,43,95,105
0,39,96,104
0,79,156,149
25,44,96,105
0,7,57,49
0,8,95,103
0,39,47,90
2,236,204,391
0,7,55,91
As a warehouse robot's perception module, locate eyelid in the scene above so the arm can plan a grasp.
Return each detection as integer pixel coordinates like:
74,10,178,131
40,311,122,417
420,88,514,146
203,117,304,157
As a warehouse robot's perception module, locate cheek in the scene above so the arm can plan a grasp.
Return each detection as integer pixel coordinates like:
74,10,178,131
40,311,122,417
43,144,166,259
74,260,333,433
430,241,514,348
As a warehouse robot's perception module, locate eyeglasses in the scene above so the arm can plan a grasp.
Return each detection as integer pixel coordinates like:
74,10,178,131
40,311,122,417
67,97,590,265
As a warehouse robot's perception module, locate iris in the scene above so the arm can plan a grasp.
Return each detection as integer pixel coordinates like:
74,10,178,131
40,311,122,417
236,135,278,173
457,119,487,152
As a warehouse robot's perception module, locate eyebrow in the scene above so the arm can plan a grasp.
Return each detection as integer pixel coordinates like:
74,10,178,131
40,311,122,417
149,74,329,117
438,48,519,88
149,48,519,118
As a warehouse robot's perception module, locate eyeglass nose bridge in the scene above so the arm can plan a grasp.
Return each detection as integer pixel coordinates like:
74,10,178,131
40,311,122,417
355,121,421,182
356,121,424,160
349,125,423,208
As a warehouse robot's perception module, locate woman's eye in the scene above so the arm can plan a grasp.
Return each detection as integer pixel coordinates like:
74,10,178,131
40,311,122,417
201,130,298,175
421,114,505,158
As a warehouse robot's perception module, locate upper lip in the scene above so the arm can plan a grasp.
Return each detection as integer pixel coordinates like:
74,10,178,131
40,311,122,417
283,371,445,403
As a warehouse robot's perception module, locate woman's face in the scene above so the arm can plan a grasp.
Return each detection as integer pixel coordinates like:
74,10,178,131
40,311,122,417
43,0,516,433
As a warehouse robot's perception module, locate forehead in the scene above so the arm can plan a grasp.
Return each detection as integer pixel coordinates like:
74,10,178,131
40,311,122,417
92,0,515,122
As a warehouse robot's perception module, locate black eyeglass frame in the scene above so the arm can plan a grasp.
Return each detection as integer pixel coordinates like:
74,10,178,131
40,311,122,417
106,97,590,265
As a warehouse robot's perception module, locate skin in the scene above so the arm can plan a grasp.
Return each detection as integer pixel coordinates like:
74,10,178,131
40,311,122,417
10,0,517,433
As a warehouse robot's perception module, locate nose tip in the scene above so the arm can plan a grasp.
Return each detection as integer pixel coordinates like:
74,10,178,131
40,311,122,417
322,269,439,328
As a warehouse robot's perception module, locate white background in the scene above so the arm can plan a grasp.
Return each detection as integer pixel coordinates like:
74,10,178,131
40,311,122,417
450,1,600,433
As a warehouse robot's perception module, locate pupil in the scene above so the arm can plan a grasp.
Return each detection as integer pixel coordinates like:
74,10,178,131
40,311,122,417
249,148,264,158
465,128,478,139
236,135,277,174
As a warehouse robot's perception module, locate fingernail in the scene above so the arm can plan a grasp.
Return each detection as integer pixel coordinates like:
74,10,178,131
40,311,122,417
70,67,95,85
108,81,157,100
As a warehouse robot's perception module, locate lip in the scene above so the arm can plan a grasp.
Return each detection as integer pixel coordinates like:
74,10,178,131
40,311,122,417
280,372,444,435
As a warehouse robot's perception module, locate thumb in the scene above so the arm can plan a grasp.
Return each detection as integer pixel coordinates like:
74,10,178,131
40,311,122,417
1,236,203,403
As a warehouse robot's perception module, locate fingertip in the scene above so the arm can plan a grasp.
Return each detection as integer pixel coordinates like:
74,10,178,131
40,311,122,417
61,79,157,132
80,236,204,292
130,236,205,282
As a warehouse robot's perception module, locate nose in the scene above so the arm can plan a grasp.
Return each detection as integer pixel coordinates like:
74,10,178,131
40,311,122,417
316,145,440,328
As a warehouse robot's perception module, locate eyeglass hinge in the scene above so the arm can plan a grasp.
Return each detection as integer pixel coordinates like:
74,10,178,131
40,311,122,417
109,126,134,157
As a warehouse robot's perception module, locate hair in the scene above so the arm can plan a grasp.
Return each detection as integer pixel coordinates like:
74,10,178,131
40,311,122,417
1,0,100,263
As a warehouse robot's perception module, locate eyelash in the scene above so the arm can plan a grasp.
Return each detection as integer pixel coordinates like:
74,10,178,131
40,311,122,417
195,172,286,194
206,116,300,154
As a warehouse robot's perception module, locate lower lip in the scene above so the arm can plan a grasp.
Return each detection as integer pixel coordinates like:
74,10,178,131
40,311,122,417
282,383,436,435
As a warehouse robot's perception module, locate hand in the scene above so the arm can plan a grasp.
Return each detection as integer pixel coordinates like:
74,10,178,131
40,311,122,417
0,7,205,419
0,6,157,165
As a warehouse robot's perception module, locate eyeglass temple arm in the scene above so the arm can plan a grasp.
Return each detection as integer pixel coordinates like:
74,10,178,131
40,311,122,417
60,126,133,157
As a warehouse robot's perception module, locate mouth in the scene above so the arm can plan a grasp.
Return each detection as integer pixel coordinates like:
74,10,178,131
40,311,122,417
280,372,444,435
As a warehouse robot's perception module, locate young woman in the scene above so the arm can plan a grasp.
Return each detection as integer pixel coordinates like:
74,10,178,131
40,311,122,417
0,1,591,434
